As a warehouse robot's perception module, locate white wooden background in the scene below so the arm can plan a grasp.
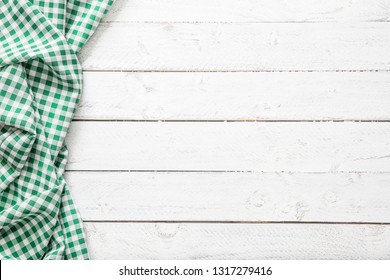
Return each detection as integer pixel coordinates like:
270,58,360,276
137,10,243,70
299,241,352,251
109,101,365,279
66,0,390,259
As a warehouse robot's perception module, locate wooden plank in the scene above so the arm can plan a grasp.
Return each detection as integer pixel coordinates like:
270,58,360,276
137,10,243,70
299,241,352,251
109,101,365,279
79,72,390,120
66,122,390,172
79,23,390,71
105,0,390,23
85,223,390,259
67,171,390,223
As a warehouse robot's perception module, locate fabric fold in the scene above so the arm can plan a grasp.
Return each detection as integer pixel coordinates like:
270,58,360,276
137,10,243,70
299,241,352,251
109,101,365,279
0,0,114,259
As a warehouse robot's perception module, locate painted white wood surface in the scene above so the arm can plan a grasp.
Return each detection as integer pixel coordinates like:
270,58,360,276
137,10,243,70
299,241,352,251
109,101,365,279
67,171,390,223
79,23,390,71
70,0,390,259
85,223,390,259
66,122,390,172
105,0,390,23
79,72,390,120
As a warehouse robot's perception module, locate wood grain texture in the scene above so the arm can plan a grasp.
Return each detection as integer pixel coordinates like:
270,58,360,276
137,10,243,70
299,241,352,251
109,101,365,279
67,171,390,223
85,223,390,259
79,72,390,120
105,0,390,23
72,0,390,259
66,122,390,172
79,23,390,71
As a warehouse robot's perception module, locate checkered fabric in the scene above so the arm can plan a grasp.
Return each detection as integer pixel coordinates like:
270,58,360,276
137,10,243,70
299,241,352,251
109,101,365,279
0,0,114,259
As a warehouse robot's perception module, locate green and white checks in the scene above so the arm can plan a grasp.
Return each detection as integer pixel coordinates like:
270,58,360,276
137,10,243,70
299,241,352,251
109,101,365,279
0,0,113,259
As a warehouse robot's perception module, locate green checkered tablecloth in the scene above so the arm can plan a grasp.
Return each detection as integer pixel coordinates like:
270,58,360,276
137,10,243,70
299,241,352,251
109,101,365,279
0,0,113,259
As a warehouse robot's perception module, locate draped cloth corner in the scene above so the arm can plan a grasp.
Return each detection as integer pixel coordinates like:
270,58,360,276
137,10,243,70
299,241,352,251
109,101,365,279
0,0,114,259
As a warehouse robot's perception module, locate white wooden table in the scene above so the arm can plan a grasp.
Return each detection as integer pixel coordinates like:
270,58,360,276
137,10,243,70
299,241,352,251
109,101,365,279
66,0,390,259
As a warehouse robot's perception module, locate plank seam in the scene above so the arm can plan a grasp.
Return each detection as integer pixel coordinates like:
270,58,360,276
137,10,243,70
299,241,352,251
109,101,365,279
71,119,390,122
82,70,390,73
65,170,390,174
101,20,390,24
83,220,390,225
